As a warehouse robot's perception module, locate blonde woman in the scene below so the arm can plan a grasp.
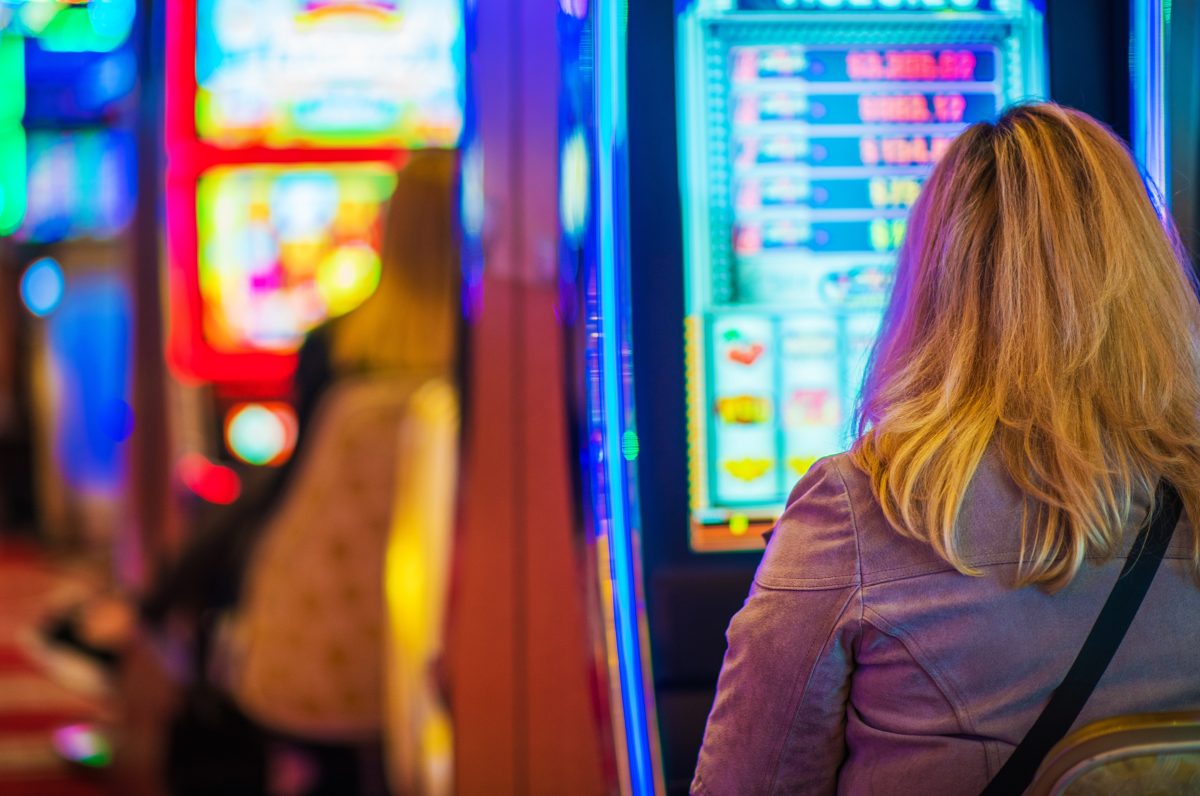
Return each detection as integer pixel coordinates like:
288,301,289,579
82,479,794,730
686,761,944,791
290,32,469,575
692,104,1200,795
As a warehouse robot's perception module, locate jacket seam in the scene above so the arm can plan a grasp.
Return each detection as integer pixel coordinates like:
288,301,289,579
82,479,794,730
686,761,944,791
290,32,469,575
863,548,1192,581
829,456,866,626
861,605,997,775
765,586,858,795
755,573,859,589
763,458,859,792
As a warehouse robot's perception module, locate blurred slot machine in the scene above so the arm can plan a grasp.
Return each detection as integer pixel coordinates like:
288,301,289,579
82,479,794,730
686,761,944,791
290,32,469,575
0,0,139,544
164,0,464,484
574,0,1168,793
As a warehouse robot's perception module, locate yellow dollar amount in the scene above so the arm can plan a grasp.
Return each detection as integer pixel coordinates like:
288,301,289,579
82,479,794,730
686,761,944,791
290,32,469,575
869,218,907,252
868,176,921,208
788,456,819,475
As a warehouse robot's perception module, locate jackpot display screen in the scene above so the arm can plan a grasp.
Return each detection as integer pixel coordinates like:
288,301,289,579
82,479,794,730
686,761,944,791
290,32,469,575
679,0,1046,551
195,0,464,148
196,163,396,354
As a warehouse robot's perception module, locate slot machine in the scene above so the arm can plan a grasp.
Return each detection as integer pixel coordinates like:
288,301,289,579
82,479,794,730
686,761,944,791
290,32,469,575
1,0,140,544
569,0,1170,792
163,0,464,482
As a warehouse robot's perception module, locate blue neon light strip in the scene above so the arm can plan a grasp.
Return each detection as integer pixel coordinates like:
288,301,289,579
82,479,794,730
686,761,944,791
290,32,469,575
1131,0,1169,206
594,1,657,793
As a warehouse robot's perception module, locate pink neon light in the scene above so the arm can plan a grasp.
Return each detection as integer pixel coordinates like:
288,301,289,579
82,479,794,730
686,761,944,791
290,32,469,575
846,50,977,82
163,0,407,391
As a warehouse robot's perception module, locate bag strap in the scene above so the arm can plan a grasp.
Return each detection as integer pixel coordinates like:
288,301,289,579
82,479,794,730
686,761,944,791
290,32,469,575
981,480,1183,796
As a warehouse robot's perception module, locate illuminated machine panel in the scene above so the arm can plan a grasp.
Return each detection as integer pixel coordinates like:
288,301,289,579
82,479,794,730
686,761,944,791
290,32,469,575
195,0,464,148
166,0,462,388
680,0,1046,551
18,129,137,244
195,163,396,354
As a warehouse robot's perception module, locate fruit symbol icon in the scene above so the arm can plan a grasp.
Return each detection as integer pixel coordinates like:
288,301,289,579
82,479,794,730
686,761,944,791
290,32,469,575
785,388,838,427
722,323,765,366
788,456,818,476
724,457,772,483
728,342,764,366
715,395,771,425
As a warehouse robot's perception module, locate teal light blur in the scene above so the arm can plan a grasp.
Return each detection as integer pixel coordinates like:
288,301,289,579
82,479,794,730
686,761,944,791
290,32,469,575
226,403,292,466
2,0,136,52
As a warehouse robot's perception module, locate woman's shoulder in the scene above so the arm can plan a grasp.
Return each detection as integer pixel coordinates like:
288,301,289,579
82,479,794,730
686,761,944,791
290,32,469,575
756,454,865,590
761,452,1027,589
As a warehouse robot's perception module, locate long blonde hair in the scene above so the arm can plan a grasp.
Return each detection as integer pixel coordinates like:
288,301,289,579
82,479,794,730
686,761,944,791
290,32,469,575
330,150,460,374
851,103,1200,589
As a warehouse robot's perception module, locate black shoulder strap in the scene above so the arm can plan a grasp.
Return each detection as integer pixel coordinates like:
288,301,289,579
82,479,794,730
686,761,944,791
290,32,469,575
981,481,1183,796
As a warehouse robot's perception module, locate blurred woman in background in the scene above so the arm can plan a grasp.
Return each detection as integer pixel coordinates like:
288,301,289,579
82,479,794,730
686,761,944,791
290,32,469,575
42,151,463,796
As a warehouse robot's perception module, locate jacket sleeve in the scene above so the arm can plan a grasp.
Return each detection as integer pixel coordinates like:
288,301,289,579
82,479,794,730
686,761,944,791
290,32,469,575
692,456,863,795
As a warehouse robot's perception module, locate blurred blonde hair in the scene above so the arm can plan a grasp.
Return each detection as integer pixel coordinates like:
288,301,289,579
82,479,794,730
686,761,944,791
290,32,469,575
330,150,460,374
852,103,1200,590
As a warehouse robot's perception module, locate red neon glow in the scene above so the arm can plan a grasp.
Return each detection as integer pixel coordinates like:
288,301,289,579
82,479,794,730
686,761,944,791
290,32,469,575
734,225,763,255
932,94,967,123
859,136,954,166
858,95,939,124
164,0,406,389
846,50,977,82
177,453,242,505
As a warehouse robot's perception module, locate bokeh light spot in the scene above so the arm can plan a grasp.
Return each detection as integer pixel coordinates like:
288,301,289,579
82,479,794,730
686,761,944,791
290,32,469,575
559,126,590,243
177,453,242,505
621,429,639,461
560,0,588,19
20,257,65,316
52,724,113,769
225,403,298,466
315,243,381,317
88,0,137,39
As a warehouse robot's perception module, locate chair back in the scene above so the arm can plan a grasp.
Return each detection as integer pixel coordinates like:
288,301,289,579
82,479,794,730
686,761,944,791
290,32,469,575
1027,712,1200,795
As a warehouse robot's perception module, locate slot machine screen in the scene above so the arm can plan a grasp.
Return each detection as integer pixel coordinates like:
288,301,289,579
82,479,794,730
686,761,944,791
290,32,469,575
195,163,397,354
195,0,464,148
680,0,1047,551
18,129,137,244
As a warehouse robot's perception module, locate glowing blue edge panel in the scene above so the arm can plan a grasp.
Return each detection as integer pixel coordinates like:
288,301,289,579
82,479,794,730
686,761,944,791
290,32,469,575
1131,0,1169,208
592,1,659,794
